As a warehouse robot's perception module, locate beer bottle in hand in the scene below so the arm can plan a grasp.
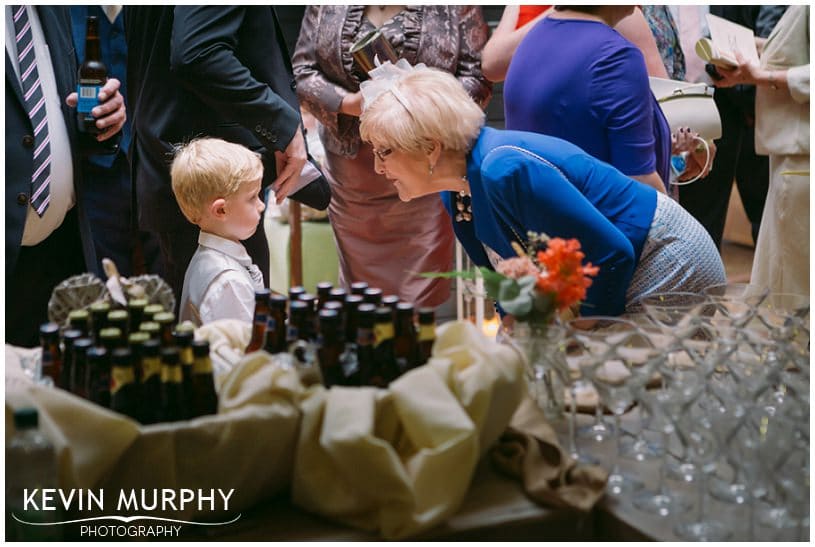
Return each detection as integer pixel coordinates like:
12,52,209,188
76,16,118,154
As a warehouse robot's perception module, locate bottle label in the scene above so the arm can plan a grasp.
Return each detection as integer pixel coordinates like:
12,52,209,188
111,367,135,394
193,357,213,374
373,324,394,346
287,325,299,342
254,313,268,325
76,84,101,113
142,357,161,381
418,325,436,342
161,365,183,383
179,347,194,367
266,317,277,331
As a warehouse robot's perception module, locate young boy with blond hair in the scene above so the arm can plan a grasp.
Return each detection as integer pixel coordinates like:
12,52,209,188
171,138,266,325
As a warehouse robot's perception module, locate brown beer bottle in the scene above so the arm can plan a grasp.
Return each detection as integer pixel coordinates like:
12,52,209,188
246,289,271,353
317,310,344,388
127,299,148,334
288,286,306,308
39,323,62,386
59,329,83,390
160,347,184,422
143,304,165,323
263,294,288,353
127,332,150,383
173,330,195,419
98,327,124,352
372,306,398,387
139,339,162,424
191,340,218,418
76,16,105,135
393,302,419,373
350,282,368,296
417,308,436,365
89,301,110,342
354,303,376,385
68,309,91,338
139,321,161,341
153,312,176,348
328,287,347,304
86,346,111,407
343,295,364,345
110,348,139,420
70,338,94,399
316,282,333,309
107,310,129,339
363,287,383,306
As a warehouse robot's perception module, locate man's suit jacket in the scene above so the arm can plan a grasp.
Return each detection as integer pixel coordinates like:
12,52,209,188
5,6,97,276
124,6,328,234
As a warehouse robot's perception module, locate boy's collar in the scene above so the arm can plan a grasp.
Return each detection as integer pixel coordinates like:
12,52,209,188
198,231,252,266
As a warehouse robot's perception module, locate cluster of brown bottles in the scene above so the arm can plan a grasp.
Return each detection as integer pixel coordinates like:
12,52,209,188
39,300,217,424
245,282,437,388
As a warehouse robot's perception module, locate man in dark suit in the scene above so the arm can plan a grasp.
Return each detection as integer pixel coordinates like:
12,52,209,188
6,5,126,346
124,6,330,305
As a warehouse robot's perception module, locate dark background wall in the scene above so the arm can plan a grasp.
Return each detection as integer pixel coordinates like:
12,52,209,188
275,5,507,128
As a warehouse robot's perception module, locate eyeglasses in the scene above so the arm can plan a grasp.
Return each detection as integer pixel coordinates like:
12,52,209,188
372,147,393,162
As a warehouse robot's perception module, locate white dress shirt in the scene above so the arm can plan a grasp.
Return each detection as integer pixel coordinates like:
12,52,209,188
179,232,265,326
5,5,75,246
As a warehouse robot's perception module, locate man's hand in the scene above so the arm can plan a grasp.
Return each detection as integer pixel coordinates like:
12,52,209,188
272,127,308,204
339,91,363,117
66,78,126,141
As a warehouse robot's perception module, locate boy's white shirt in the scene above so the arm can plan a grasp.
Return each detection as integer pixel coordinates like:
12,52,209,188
179,231,265,326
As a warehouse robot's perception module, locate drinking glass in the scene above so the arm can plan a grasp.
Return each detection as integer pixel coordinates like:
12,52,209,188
599,333,659,495
567,318,632,443
673,399,729,541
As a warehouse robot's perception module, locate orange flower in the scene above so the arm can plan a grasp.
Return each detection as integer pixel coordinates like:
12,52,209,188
535,238,599,310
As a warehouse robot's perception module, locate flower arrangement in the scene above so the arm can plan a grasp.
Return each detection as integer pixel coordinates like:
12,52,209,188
426,232,599,326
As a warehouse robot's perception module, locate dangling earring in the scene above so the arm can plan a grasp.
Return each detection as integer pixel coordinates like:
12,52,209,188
428,163,434,177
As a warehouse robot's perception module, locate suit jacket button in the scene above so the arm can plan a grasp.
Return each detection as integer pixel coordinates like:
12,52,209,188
270,134,277,143
255,124,262,133
22,135,34,148
17,193,29,205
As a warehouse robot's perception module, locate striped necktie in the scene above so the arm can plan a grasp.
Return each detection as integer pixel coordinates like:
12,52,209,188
12,5,51,216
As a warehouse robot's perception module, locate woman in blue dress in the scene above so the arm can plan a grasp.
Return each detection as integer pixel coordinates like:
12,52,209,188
504,6,684,195
359,65,725,316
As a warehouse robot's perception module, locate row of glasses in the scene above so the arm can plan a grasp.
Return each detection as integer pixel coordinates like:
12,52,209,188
506,283,808,540
639,285,809,540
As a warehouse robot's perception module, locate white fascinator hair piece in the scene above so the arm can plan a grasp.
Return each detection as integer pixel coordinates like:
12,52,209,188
360,58,428,113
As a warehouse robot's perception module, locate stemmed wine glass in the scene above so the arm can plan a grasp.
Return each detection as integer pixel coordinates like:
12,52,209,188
632,343,705,516
567,316,644,496
672,393,730,541
640,291,708,483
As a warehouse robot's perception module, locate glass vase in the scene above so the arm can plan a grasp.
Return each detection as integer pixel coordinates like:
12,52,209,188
513,322,568,421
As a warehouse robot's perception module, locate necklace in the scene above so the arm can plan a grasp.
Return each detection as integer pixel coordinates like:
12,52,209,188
454,176,472,222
